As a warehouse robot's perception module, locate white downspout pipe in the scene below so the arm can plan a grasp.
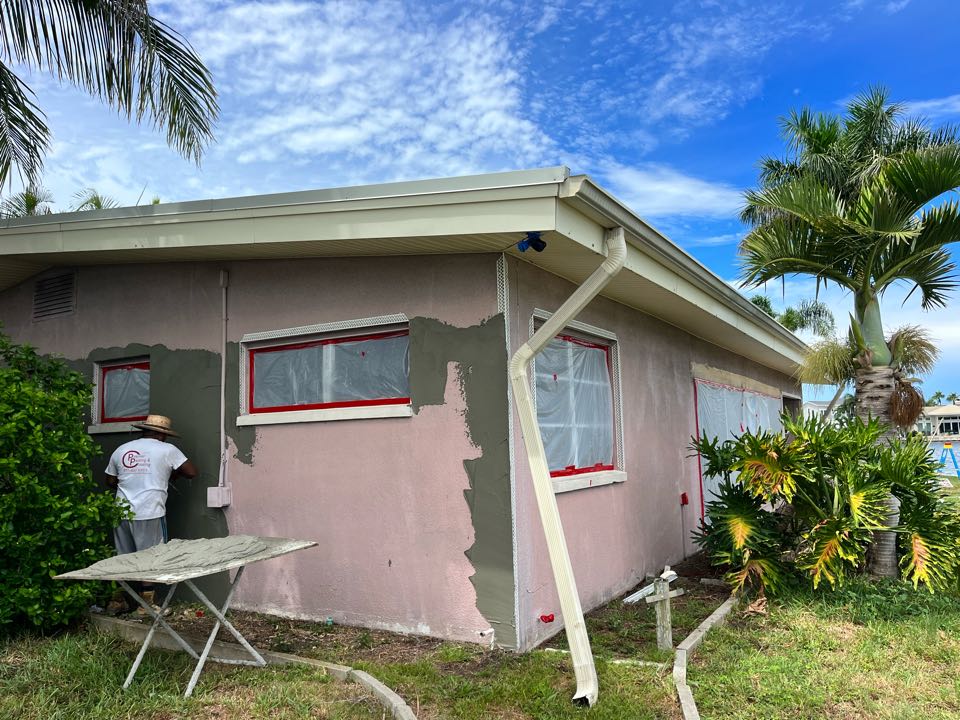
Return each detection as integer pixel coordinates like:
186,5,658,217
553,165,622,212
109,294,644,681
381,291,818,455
509,226,626,706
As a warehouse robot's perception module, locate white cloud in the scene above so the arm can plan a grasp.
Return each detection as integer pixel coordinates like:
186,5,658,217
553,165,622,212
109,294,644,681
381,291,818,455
601,163,744,218
906,94,960,121
885,0,911,13
682,233,743,247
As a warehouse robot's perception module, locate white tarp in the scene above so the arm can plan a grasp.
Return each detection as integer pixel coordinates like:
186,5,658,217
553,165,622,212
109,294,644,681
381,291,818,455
253,333,409,409
695,379,783,505
103,366,150,419
535,336,614,474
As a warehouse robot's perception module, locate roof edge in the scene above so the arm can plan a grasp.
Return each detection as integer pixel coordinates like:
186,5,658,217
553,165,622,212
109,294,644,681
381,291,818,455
0,166,571,230
559,174,808,357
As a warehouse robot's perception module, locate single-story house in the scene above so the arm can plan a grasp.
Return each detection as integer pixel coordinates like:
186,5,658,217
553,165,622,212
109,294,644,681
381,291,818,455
917,403,960,438
0,167,804,651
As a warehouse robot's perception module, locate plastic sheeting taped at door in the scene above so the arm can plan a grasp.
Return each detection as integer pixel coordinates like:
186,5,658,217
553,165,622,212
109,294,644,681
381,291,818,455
693,379,783,513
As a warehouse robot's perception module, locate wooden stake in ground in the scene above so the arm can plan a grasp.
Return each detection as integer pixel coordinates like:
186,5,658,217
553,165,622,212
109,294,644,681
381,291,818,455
645,567,684,650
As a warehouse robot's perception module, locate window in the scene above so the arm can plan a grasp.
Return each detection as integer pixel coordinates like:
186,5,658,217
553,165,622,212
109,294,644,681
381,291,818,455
97,359,150,424
238,315,412,426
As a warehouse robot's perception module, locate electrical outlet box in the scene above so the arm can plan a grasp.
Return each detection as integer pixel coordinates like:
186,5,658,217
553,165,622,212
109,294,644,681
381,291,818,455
207,486,232,508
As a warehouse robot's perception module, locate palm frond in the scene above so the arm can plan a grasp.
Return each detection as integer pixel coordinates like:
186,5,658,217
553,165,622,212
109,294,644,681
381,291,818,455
0,61,49,185
0,185,54,218
71,187,119,211
0,0,218,181
798,338,855,385
886,325,939,375
882,145,960,209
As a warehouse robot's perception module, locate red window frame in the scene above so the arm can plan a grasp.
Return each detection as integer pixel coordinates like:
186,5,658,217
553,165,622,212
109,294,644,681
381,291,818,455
248,329,410,414
100,360,150,423
542,334,616,478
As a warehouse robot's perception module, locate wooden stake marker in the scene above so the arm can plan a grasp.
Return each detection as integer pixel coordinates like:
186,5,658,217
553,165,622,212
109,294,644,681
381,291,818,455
644,566,684,650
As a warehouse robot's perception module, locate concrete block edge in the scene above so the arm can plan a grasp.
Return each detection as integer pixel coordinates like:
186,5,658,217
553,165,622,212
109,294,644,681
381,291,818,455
672,593,740,720
88,614,419,718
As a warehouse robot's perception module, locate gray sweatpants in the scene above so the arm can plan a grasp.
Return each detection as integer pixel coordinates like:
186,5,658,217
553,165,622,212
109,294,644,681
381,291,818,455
114,517,168,555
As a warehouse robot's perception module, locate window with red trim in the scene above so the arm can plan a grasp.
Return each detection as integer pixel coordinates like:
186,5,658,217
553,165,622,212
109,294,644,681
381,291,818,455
534,334,615,477
249,329,410,413
100,360,150,422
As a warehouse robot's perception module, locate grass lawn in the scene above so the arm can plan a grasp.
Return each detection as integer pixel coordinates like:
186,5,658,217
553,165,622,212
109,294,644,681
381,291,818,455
690,579,960,720
0,630,383,720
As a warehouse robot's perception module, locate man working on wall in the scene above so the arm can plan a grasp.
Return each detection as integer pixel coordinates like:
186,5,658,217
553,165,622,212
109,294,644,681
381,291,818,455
105,414,197,609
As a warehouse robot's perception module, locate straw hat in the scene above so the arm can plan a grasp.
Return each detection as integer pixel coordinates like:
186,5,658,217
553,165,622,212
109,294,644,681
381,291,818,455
132,414,180,437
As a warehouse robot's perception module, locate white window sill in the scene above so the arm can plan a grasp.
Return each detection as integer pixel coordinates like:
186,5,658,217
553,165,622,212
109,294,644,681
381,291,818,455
552,470,626,494
237,404,413,426
88,422,140,434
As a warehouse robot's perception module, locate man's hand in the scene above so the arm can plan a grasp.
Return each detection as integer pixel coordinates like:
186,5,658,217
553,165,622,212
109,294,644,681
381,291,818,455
174,459,198,480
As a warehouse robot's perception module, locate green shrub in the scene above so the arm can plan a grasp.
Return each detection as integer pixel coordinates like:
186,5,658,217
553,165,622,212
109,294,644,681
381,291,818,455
692,414,960,594
0,332,127,632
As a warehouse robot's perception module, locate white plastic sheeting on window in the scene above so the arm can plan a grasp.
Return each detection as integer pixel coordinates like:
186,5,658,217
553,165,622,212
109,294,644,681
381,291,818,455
695,379,783,505
252,333,409,411
535,336,614,475
102,365,150,420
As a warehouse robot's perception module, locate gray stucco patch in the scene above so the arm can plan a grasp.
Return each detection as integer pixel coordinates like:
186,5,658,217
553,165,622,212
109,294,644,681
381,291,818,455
78,344,231,605
408,316,515,648
224,341,256,465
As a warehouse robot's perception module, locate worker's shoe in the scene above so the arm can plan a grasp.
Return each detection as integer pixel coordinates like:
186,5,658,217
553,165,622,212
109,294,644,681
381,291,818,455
135,590,170,617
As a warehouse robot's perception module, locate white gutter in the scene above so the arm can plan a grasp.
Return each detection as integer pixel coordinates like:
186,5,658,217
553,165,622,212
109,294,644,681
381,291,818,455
508,226,626,706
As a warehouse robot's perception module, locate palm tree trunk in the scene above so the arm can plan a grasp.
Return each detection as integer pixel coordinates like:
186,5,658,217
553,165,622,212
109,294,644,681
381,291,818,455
855,364,900,578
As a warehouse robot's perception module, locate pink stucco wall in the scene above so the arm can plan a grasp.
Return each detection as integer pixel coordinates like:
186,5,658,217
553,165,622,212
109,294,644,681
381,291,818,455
221,255,498,641
506,258,798,650
0,254,503,643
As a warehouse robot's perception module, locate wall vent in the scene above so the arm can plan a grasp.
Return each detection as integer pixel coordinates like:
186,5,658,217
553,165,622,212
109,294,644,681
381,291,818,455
32,271,76,321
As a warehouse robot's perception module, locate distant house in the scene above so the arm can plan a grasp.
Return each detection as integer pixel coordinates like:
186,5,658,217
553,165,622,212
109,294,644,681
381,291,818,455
0,167,804,650
917,403,960,438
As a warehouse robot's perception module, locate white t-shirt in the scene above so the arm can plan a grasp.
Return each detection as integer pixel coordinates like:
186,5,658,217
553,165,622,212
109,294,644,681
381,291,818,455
106,437,188,520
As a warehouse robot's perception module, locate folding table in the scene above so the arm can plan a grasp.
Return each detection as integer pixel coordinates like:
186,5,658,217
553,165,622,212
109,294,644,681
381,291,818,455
56,535,317,697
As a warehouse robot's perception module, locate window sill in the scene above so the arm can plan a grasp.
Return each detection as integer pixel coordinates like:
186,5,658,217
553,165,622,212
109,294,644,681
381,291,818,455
552,470,626,494
88,422,139,435
237,404,413,426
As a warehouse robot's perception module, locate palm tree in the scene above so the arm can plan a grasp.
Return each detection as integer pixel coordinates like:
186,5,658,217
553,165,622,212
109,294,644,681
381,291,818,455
0,186,54,218
800,326,938,421
948,392,960,405
72,188,119,211
928,391,945,406
0,1,218,187
740,88,960,577
750,296,836,337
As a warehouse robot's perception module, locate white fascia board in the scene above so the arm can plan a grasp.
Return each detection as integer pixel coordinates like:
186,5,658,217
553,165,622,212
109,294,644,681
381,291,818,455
559,176,807,365
0,168,569,253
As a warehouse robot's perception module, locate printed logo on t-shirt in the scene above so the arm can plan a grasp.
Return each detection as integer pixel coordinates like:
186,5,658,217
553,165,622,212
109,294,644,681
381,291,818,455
121,449,152,473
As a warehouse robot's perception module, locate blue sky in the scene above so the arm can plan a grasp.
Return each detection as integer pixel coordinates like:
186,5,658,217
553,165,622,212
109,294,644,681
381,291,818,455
22,0,960,397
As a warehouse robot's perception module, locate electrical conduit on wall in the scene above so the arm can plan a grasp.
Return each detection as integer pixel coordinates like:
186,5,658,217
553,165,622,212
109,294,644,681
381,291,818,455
508,226,626,706
208,269,231,508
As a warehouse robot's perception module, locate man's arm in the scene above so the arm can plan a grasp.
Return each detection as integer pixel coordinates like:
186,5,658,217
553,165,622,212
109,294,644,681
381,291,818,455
104,474,118,490
173,459,198,480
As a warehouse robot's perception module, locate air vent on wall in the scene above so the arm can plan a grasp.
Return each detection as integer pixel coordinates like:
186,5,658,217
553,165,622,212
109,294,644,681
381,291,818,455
32,271,76,321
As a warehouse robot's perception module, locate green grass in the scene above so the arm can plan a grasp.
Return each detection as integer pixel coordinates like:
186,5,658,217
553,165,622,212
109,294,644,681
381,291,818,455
356,646,680,720
0,630,382,720
690,579,960,720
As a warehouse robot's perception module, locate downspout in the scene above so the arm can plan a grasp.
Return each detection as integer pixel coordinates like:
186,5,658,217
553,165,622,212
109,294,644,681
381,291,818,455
508,226,626,706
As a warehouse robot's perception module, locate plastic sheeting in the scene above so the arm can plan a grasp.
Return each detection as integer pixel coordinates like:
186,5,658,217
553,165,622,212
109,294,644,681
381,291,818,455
252,333,409,410
535,336,614,475
695,380,783,505
102,365,150,420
